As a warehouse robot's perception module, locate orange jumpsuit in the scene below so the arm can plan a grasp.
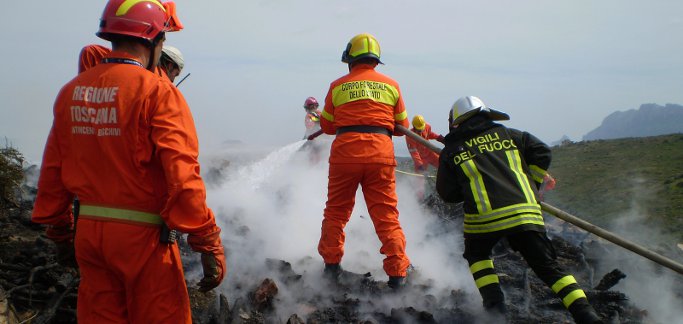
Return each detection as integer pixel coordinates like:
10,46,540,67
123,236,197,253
405,123,443,172
78,44,171,81
32,51,223,323
318,63,411,277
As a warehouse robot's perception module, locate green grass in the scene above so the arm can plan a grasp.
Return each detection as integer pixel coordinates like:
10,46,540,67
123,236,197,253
545,134,683,242
397,134,683,244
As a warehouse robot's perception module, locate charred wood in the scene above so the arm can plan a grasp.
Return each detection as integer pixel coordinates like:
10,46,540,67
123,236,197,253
594,269,627,291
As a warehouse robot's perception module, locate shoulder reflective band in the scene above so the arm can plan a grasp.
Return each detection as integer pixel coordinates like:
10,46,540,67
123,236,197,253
80,205,163,225
102,58,144,68
331,80,399,107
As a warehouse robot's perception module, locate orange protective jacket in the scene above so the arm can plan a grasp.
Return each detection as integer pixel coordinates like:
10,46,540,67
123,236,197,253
320,63,409,165
78,44,171,82
33,51,221,246
405,123,443,171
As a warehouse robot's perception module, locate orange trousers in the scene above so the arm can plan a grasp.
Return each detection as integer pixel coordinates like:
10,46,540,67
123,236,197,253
318,163,411,277
75,219,191,323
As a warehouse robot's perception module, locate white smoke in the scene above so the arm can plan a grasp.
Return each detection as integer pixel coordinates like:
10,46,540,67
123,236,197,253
201,139,479,318
569,176,683,324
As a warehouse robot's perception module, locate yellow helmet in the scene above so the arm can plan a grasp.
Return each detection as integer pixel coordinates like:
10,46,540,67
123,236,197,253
341,33,383,64
412,115,426,131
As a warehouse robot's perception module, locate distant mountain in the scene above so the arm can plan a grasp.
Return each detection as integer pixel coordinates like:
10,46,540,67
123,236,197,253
551,135,572,147
583,103,683,140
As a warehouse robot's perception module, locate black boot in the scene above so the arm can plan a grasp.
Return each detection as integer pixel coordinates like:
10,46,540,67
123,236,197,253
387,276,406,290
569,301,603,324
483,300,507,314
323,263,342,282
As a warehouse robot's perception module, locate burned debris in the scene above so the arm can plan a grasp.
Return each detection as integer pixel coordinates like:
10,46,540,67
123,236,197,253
0,188,660,324
0,155,679,323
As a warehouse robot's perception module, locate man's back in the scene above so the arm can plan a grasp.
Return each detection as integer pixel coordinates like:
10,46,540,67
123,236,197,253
35,51,210,231
320,64,408,165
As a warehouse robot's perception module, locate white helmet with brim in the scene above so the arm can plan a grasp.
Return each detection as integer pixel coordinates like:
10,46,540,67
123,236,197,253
161,45,184,71
449,96,509,127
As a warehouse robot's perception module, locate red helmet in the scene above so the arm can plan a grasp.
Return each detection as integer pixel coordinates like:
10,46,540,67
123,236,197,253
303,97,319,109
97,0,183,42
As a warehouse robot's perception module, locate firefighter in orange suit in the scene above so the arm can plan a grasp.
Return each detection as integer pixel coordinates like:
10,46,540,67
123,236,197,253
406,115,444,173
317,33,412,289
31,1,225,323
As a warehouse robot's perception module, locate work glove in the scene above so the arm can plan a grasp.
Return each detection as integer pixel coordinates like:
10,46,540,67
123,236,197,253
187,226,226,292
436,135,445,144
542,173,557,191
198,252,226,292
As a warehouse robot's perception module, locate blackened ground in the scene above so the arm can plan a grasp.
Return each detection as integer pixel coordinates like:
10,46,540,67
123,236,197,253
0,191,672,324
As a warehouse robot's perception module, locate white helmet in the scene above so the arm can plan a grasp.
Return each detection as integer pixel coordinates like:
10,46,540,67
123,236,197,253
449,96,509,127
161,45,184,71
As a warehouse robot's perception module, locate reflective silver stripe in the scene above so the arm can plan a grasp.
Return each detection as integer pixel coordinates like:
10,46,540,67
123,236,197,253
461,159,491,213
464,203,542,223
80,205,163,225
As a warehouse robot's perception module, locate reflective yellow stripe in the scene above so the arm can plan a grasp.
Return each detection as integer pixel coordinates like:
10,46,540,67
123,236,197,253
117,0,165,16
506,150,536,204
464,203,542,223
331,80,399,107
469,260,494,274
80,205,163,225
529,164,547,184
475,274,500,288
562,289,587,308
321,109,334,122
461,160,491,213
464,214,545,233
551,275,578,293
395,110,407,121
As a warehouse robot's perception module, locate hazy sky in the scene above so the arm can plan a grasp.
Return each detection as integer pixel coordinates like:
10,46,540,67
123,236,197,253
2,0,682,161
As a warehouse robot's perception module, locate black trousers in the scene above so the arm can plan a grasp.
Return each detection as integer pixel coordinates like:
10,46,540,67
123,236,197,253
463,231,599,322
463,231,569,305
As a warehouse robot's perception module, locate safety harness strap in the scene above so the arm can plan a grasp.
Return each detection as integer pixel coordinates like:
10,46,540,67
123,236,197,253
79,205,163,225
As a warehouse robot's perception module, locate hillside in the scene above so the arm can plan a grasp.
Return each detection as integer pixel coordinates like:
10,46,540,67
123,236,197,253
583,103,683,140
545,134,683,244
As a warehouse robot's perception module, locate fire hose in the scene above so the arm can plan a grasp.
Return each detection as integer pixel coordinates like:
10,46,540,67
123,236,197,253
395,124,683,275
